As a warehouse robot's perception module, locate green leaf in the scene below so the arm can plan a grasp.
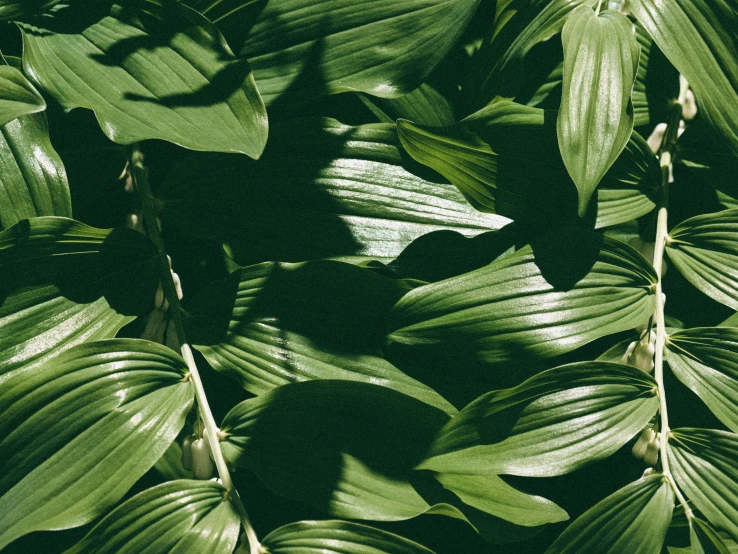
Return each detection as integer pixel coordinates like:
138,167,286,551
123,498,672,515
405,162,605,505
237,0,480,105
161,118,507,262
0,218,158,378
262,520,436,554
0,339,194,549
665,327,738,433
397,101,659,228
20,2,267,157
431,472,569,527
668,428,738,541
187,260,456,415
557,6,640,216
545,474,674,553
65,480,239,554
418,362,659,476
388,229,657,367
690,517,732,554
0,112,72,230
0,64,45,127
0,0,60,21
358,83,456,127
220,380,450,521
666,208,738,310
629,0,738,156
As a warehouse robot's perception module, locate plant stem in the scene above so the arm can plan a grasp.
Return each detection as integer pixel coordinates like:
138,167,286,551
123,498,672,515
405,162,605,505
595,0,603,15
652,95,693,518
129,145,261,554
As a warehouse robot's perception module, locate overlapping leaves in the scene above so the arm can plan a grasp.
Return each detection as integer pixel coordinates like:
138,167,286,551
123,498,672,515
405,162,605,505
0,340,194,550
65,480,239,554
0,64,45,127
20,2,267,156
388,228,657,367
418,362,659,476
397,101,659,227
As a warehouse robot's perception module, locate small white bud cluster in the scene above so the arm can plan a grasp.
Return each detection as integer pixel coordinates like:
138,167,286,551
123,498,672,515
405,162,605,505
621,330,657,373
181,424,224,480
632,428,660,466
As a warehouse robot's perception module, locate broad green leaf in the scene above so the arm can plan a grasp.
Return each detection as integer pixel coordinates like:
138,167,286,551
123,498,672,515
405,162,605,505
0,0,60,21
557,6,640,216
0,113,72,229
161,118,507,263
418,362,659,476
20,2,267,157
65,480,239,554
431,472,569,526
238,0,480,105
666,209,738,310
629,0,738,156
665,327,738,433
262,520,436,554
220,380,451,521
397,101,659,228
472,0,596,102
668,428,738,541
187,260,456,415
388,229,657,367
0,339,194,550
358,83,456,127
0,218,157,378
545,474,674,553
690,517,732,554
0,65,45,127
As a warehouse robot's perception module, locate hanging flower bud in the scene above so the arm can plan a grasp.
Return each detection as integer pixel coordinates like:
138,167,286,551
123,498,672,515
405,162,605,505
165,320,180,352
181,435,194,471
191,438,214,479
141,309,166,342
172,271,183,301
644,434,660,466
682,89,697,121
647,123,667,153
154,284,164,310
632,428,654,459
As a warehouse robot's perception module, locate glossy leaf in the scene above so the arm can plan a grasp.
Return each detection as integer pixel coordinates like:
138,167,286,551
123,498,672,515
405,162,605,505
690,517,732,554
388,229,657,367
665,327,738,433
161,118,507,263
666,209,738,310
358,83,455,127
0,217,157,377
65,480,239,554
262,520,436,554
0,64,45,127
418,362,659,477
0,113,72,230
0,340,194,549
239,0,480,105
545,474,674,553
557,6,639,216
668,428,738,541
397,101,659,227
629,0,738,156
20,3,267,157
187,260,456,414
220,380,450,521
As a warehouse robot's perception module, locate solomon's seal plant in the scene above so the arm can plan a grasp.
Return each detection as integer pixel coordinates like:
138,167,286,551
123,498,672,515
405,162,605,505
1,0,738,552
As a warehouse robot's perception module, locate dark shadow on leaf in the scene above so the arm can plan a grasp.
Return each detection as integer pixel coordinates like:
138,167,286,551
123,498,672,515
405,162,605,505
529,227,602,291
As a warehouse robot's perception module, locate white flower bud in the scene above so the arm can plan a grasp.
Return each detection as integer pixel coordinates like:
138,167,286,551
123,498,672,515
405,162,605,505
154,284,164,309
627,331,656,373
191,438,214,479
644,436,660,466
141,309,166,342
682,89,697,121
647,123,667,153
172,271,183,300
632,428,654,459
181,435,194,471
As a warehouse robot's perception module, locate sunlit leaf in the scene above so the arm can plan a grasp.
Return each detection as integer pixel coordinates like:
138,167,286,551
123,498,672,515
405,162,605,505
666,209,738,310
358,83,456,127
161,118,507,263
65,480,239,554
0,340,194,549
557,6,640,215
665,327,738,433
238,0,480,105
545,474,674,553
397,101,659,227
388,229,657,367
668,428,738,541
20,2,267,157
0,64,45,127
418,362,659,476
262,520,436,554
187,260,456,414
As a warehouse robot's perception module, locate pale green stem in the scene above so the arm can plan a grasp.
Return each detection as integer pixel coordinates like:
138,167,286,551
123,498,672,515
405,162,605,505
129,146,261,554
652,94,693,518
595,0,604,15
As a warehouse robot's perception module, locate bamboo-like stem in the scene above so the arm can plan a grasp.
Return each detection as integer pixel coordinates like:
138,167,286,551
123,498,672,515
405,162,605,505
129,145,261,554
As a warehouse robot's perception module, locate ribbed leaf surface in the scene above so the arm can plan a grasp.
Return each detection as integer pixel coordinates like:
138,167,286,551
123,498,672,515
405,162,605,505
0,64,45,126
